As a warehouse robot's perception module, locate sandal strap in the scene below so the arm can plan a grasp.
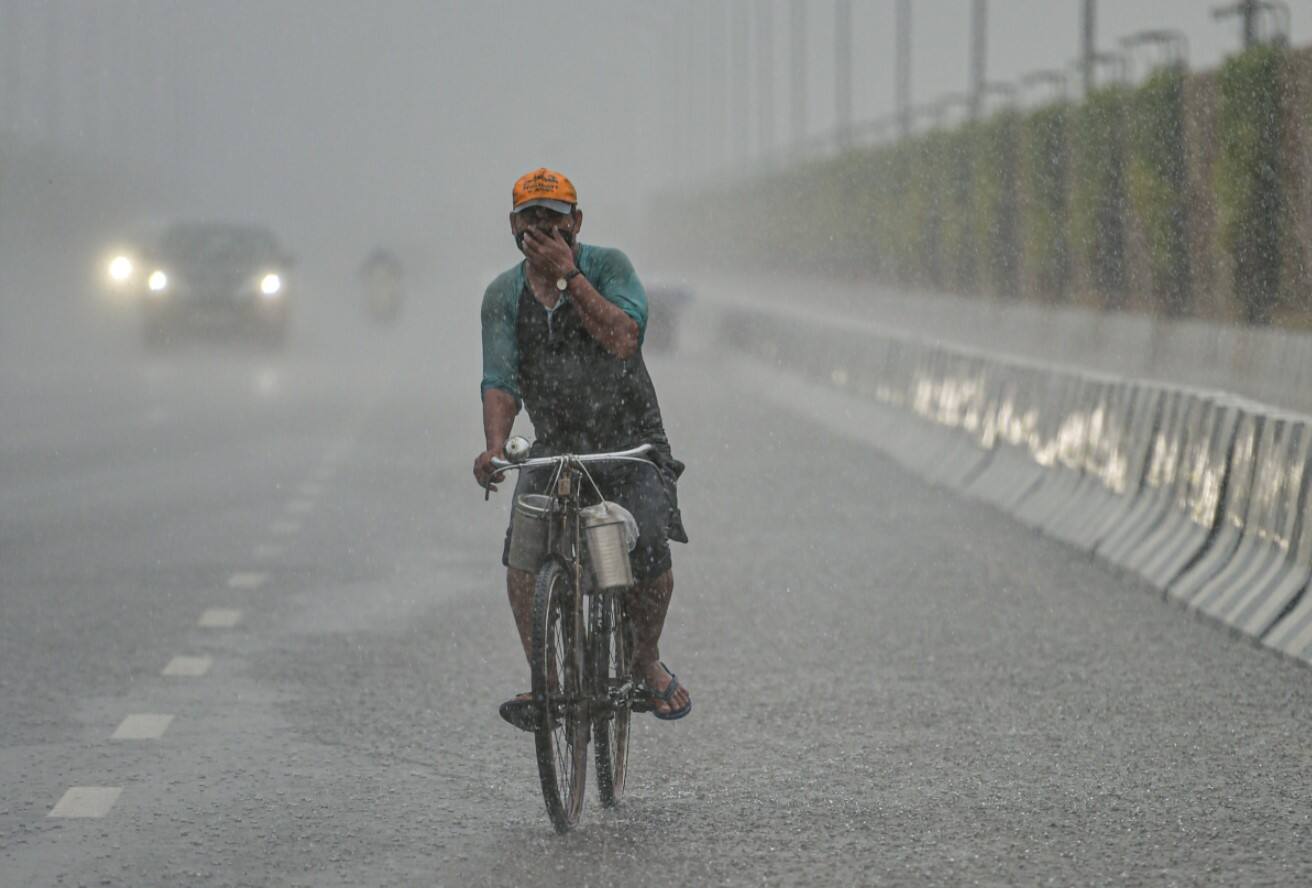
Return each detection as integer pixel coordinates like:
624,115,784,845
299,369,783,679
651,663,680,702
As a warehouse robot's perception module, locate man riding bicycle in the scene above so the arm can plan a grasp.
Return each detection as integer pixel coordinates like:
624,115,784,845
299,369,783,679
473,168,691,726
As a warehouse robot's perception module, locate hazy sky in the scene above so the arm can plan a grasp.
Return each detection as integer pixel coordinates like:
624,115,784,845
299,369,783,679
5,1,1307,280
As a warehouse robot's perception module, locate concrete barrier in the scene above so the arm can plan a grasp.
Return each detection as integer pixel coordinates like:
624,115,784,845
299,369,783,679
1096,391,1195,567
1166,410,1269,604
1206,420,1312,636
1040,380,1115,541
1012,375,1093,529
1046,382,1140,549
1257,456,1312,655
962,367,1047,511
1133,400,1239,589
714,294,1312,668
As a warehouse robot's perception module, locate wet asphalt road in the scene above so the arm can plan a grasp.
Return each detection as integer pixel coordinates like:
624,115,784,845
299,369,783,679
3,289,1312,887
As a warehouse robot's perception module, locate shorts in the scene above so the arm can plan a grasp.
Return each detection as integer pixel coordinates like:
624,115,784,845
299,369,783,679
501,455,684,582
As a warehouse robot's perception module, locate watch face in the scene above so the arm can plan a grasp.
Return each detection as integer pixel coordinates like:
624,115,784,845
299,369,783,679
556,277,567,291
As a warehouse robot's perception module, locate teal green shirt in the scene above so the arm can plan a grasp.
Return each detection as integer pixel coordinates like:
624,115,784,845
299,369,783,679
480,243,648,406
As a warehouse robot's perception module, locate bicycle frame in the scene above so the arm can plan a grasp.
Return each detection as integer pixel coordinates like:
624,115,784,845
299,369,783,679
490,442,654,594
488,442,652,829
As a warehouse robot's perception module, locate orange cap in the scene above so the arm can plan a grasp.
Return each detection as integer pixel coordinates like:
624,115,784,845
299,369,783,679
512,167,578,214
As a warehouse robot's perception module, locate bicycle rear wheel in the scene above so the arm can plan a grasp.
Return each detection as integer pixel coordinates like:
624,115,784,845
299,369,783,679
531,558,589,832
592,588,632,807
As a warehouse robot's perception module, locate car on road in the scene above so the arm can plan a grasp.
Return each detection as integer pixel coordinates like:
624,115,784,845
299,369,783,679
138,222,294,349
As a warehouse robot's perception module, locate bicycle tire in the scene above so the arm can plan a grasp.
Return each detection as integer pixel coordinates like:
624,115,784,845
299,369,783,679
531,558,589,832
592,588,632,807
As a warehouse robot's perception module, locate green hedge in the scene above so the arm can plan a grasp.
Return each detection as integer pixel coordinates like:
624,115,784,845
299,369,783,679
1021,103,1071,301
663,46,1301,326
939,125,979,293
1127,66,1191,315
1216,46,1284,324
1070,85,1129,307
972,111,1021,297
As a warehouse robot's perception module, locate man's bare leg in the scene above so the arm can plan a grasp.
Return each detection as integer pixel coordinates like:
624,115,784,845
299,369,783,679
496,567,539,727
507,567,535,666
626,568,691,716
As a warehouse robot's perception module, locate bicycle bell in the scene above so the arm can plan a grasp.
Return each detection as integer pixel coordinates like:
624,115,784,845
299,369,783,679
505,435,531,463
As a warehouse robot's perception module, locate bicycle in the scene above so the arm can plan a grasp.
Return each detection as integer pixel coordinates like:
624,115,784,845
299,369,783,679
488,438,654,833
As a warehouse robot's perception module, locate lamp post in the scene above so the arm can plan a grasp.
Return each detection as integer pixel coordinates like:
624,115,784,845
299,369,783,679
1020,70,1070,105
1075,50,1128,90
1119,29,1189,81
1081,0,1097,97
977,81,1018,118
933,93,974,129
756,0,774,161
835,0,852,149
1211,1,1290,48
969,0,988,120
895,0,911,140
790,0,806,149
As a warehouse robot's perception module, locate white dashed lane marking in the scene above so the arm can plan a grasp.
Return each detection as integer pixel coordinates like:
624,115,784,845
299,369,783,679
227,571,268,590
198,608,242,628
112,714,174,740
270,519,301,536
48,787,122,818
253,543,284,560
285,499,314,515
162,655,212,677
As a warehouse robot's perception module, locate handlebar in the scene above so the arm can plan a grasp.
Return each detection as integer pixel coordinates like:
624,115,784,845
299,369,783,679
489,443,654,472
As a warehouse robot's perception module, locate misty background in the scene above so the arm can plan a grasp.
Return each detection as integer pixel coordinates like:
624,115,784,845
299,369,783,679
3,0,1307,344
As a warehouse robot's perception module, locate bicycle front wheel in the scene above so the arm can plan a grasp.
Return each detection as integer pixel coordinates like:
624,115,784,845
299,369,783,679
592,588,632,807
531,558,589,832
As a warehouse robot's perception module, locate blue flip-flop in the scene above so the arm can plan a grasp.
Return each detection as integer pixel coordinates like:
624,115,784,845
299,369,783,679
645,662,692,721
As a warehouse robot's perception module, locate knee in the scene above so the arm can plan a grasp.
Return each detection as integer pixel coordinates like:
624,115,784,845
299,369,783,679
506,567,534,597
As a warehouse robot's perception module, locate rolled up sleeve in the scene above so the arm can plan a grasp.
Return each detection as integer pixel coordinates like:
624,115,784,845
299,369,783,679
593,249,648,344
480,280,521,407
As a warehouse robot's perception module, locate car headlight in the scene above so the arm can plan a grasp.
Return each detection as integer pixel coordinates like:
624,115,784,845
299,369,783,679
147,270,168,292
108,255,134,283
259,273,282,298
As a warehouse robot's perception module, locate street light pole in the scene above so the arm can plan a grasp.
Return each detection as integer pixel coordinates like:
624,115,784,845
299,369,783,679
790,0,806,149
896,0,911,140
835,0,852,148
757,0,774,161
969,0,987,120
686,1,700,183
2,1,23,136
42,0,62,146
707,2,726,173
1081,0,1096,96
1207,0,1259,48
732,0,749,163
1120,30,1189,78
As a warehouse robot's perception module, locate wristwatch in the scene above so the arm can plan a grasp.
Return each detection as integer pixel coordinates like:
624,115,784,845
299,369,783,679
556,269,582,291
